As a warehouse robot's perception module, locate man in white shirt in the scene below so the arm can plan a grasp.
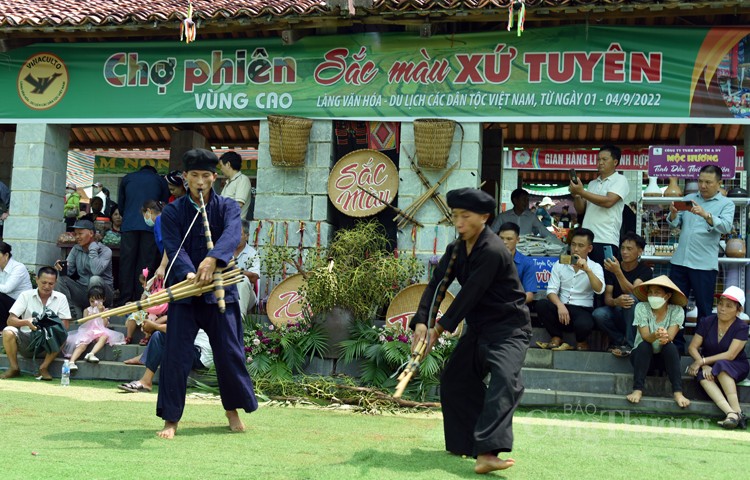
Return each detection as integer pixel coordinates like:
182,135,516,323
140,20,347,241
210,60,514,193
535,228,605,351
570,144,630,265
1,267,72,380
219,151,252,220
234,220,261,315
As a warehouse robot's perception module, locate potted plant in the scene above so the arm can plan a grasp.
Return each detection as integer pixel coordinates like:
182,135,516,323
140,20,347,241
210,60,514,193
260,221,424,357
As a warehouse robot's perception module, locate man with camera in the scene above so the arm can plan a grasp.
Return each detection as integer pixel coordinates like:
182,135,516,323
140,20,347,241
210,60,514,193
569,144,630,265
54,219,114,319
1,267,71,380
535,228,605,351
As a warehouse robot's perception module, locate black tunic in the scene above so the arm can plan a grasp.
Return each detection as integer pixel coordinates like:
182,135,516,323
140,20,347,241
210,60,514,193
410,226,531,457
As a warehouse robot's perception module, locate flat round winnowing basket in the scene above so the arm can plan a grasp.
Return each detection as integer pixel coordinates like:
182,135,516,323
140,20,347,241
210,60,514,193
386,283,462,335
268,115,313,167
413,118,456,169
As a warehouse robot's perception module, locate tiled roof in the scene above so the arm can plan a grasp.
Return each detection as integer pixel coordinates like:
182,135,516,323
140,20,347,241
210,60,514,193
0,1,714,29
0,1,329,28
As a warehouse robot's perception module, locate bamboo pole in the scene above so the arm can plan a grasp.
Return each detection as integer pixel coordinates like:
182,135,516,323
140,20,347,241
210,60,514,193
393,337,427,399
77,269,244,324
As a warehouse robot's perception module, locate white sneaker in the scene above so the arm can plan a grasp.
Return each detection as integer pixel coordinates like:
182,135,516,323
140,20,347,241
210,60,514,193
68,362,78,371
84,353,100,363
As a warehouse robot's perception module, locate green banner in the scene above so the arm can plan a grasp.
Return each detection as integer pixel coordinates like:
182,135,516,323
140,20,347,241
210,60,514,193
2,26,749,123
94,155,257,175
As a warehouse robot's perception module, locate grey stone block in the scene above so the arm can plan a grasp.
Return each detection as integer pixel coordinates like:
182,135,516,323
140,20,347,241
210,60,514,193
254,194,312,221
445,169,480,192
397,169,424,197
256,143,273,170
15,123,70,148
303,356,335,376
310,120,333,142
335,358,362,377
416,225,455,252
522,367,616,394
313,143,333,168
523,348,552,368
306,168,330,195
312,195,329,222
283,170,307,194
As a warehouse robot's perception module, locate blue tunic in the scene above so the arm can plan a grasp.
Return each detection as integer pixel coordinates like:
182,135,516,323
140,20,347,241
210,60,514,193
156,188,257,422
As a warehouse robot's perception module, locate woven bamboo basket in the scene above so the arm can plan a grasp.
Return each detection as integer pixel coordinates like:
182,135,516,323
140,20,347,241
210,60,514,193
268,115,313,167
413,118,456,169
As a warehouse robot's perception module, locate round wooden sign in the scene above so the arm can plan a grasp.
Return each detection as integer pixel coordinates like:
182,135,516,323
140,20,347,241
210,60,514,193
385,283,457,333
266,274,309,327
328,149,399,217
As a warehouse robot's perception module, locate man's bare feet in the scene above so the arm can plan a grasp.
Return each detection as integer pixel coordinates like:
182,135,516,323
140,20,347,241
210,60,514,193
123,355,143,365
37,367,53,381
674,392,691,408
626,390,642,404
1,368,20,379
226,410,246,433
475,453,515,474
157,421,178,439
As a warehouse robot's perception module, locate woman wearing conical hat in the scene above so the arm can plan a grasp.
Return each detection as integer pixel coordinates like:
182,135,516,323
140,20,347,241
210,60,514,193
629,275,691,408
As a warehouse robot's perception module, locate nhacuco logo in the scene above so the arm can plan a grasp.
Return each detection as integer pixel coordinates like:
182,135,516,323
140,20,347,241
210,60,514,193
17,53,69,110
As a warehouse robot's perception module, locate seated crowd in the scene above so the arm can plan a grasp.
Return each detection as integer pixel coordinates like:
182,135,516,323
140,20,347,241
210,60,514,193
525,225,748,426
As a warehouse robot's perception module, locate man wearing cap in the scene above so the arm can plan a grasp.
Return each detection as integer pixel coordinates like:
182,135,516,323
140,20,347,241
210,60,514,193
64,182,81,231
410,187,530,474
156,148,257,439
490,188,561,243
218,151,252,220
570,144,630,265
54,219,114,318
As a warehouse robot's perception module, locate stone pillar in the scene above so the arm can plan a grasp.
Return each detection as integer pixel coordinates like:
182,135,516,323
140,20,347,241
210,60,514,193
169,129,208,172
398,122,482,281
251,119,334,298
0,131,15,186
4,123,70,271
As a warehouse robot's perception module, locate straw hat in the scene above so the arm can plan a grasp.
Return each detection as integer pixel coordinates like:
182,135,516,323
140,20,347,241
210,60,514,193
633,275,688,307
538,196,555,208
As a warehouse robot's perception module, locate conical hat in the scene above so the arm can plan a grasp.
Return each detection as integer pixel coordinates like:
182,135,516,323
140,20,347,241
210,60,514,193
633,275,688,307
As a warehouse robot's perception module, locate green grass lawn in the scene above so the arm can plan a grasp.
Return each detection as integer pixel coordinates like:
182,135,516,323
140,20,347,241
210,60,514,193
1,378,748,480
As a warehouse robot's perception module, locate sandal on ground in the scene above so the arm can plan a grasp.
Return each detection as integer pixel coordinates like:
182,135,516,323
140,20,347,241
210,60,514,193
551,343,575,351
535,341,562,350
124,336,132,345
84,353,100,363
139,337,150,346
118,381,151,393
718,412,741,429
612,346,632,358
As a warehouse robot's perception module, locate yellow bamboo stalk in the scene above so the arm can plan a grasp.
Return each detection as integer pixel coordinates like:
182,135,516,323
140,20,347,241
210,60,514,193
76,275,243,324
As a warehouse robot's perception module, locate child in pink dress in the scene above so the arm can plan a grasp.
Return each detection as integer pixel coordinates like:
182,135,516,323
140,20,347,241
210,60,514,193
63,286,125,370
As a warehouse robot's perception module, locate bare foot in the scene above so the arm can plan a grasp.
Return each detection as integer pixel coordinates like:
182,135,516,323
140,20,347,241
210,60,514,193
1,368,20,379
674,392,691,408
157,421,178,439
123,355,143,365
37,367,53,381
475,454,515,474
226,410,246,433
626,390,642,404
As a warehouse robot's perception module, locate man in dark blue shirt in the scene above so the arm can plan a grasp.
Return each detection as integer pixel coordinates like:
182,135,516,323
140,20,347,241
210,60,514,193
117,165,169,303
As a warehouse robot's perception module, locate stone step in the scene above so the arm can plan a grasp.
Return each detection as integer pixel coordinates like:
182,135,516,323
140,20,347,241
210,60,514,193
520,389,726,418
520,367,750,402
0,356,145,383
524,348,697,374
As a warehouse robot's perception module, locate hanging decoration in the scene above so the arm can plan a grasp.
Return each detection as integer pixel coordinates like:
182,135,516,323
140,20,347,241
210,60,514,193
180,2,197,44
507,0,526,37
297,221,306,267
253,221,263,250
429,225,440,278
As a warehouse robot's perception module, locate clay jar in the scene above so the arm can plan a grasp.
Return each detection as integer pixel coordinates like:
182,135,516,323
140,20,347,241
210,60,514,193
644,177,662,197
663,177,682,197
726,237,746,258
